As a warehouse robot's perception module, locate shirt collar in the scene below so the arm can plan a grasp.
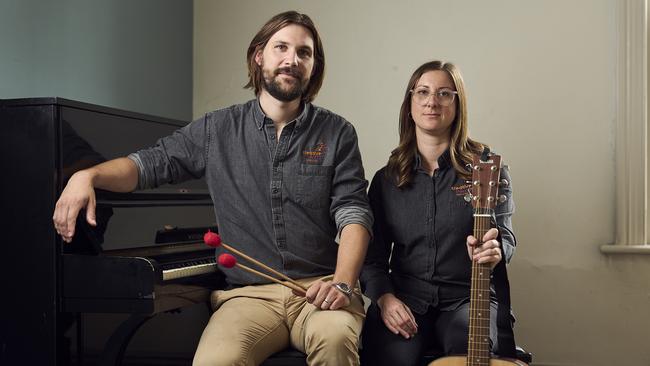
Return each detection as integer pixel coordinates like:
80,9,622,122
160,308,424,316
253,98,311,130
413,148,452,172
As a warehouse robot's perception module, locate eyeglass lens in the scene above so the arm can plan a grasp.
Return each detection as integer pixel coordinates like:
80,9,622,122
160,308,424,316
412,89,455,106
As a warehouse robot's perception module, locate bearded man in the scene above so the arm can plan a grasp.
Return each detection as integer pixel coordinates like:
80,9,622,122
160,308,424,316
52,11,372,366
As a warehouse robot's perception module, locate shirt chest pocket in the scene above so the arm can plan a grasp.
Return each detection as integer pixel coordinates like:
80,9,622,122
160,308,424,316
449,193,474,235
297,164,333,209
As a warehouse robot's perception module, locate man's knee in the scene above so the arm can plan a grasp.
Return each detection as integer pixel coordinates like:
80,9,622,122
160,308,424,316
304,314,361,361
308,321,358,349
193,346,252,366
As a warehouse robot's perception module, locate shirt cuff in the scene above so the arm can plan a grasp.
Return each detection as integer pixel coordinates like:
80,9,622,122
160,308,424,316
127,153,146,190
333,205,373,238
363,278,395,304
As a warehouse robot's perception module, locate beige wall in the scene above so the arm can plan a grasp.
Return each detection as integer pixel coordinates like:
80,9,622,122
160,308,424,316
194,1,650,365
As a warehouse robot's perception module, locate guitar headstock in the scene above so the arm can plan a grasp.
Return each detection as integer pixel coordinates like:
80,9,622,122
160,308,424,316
470,152,502,211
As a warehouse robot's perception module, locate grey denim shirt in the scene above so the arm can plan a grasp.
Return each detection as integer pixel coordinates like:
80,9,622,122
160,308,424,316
129,99,373,286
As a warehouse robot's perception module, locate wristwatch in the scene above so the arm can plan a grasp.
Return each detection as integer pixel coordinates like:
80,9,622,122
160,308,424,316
332,282,352,298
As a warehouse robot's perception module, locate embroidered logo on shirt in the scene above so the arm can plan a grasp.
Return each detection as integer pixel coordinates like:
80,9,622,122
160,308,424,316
451,183,472,196
303,142,327,164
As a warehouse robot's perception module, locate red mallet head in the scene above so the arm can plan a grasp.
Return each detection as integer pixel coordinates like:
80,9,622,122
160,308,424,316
204,230,222,248
217,253,237,268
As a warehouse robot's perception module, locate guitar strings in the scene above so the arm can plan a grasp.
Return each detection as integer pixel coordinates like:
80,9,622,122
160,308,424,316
468,157,500,363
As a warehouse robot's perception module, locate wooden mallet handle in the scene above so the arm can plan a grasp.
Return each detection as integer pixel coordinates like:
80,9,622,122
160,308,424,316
205,231,308,291
218,253,306,296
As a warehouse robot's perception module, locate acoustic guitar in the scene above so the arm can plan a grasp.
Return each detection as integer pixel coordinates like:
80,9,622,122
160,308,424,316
429,152,527,366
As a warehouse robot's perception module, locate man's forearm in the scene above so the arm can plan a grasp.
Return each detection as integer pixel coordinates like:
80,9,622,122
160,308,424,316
333,223,370,287
87,157,139,192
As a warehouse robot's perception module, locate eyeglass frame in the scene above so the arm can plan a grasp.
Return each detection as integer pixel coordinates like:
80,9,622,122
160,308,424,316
409,88,458,107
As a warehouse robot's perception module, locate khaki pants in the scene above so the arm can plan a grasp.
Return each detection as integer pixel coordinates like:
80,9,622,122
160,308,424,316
193,275,365,366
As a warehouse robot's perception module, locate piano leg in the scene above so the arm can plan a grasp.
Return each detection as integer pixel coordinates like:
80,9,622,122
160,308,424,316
76,312,84,365
98,314,154,366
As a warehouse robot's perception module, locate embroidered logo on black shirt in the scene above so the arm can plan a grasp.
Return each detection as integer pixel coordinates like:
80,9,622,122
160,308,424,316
303,142,327,164
451,183,471,196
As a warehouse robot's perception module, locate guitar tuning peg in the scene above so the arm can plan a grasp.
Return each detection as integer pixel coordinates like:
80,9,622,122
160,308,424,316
499,179,509,187
464,193,472,202
498,194,508,203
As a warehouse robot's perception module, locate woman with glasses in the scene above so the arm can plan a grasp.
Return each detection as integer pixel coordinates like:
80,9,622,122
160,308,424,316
360,60,517,365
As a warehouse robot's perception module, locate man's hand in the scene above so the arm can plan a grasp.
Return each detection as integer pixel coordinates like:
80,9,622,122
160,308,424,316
303,279,350,310
53,157,139,243
466,227,502,270
53,170,97,243
377,293,418,339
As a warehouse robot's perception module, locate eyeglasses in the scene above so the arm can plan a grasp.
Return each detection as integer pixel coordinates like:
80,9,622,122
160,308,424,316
409,88,458,107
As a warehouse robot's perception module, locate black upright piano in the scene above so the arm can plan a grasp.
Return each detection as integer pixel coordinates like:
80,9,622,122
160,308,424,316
0,98,224,365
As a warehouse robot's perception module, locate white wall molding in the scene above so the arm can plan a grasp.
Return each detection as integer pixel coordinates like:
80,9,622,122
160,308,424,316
612,0,648,248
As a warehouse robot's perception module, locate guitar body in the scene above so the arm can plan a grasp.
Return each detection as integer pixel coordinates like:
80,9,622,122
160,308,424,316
428,355,527,366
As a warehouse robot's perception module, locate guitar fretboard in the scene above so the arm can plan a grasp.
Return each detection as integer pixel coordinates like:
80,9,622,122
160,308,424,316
467,212,493,366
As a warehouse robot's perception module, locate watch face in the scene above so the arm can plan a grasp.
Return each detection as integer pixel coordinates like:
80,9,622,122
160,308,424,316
335,282,351,294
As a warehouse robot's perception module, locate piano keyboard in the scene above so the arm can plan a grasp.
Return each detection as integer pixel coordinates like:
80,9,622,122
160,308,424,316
161,257,217,281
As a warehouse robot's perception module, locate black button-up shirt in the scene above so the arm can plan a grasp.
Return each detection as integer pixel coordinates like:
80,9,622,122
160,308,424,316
360,150,515,314
130,99,373,286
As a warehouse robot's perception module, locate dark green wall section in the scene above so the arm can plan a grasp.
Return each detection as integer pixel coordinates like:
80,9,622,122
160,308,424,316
0,0,192,121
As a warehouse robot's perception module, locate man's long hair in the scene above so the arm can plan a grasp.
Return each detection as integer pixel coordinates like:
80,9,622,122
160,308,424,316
245,11,325,103
386,60,486,187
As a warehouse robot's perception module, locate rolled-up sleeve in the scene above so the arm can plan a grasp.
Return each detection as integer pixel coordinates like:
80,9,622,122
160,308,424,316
127,115,208,190
330,121,373,236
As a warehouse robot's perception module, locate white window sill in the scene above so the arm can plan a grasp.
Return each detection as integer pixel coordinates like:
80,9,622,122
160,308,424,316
600,245,650,254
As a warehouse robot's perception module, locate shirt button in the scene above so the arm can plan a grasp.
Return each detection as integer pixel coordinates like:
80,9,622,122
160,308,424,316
272,188,279,194
270,134,275,139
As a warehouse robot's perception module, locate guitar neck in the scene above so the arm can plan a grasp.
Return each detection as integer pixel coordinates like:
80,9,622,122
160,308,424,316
467,213,493,366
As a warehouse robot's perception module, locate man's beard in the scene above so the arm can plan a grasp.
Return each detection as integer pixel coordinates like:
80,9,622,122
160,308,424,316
262,66,309,102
